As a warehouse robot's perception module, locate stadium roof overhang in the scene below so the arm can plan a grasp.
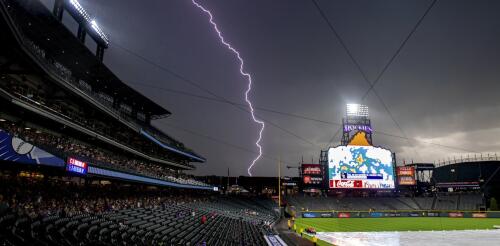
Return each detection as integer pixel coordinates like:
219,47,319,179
7,0,170,118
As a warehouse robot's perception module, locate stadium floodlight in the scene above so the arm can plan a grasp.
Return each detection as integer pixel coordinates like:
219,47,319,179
68,0,109,46
69,0,91,22
346,104,369,117
90,20,109,45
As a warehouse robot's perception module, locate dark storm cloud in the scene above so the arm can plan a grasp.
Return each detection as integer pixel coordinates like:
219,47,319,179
39,0,500,176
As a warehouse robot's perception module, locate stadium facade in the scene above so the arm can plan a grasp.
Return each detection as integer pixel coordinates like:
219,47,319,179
0,0,212,189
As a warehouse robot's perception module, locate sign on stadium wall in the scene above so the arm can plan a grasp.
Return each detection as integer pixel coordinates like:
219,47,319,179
396,166,416,185
396,166,415,176
302,164,324,188
303,176,323,185
66,157,88,174
0,129,65,167
338,212,351,218
448,212,464,218
398,176,416,185
302,164,322,175
472,213,487,218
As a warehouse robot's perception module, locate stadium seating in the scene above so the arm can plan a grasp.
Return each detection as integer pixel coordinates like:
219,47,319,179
0,177,278,246
0,120,208,188
458,193,483,210
413,197,435,210
287,194,484,212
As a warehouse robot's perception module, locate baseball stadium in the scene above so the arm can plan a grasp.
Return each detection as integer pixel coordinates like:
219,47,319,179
1,0,500,246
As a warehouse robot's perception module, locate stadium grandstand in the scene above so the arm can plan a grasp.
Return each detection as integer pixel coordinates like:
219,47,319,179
0,0,282,245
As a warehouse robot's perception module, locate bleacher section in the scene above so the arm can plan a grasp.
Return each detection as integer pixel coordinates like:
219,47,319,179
413,197,435,210
288,194,483,211
434,195,459,210
0,198,277,246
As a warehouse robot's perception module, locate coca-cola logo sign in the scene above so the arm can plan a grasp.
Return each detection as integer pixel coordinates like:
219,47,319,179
332,179,363,188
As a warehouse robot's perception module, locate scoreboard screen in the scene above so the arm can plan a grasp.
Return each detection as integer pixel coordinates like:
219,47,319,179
328,146,395,189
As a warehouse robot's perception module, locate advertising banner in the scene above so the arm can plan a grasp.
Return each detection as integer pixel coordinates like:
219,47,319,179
396,166,415,176
302,164,322,175
303,176,323,185
0,130,65,167
397,166,416,185
448,212,464,218
472,213,487,218
398,176,416,185
66,157,88,174
338,212,351,218
302,212,318,218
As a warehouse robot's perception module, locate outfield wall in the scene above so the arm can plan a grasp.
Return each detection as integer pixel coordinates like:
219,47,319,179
300,211,500,218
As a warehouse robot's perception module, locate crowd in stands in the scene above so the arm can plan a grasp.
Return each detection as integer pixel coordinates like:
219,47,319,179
0,76,193,168
0,120,208,187
0,175,207,219
0,175,277,245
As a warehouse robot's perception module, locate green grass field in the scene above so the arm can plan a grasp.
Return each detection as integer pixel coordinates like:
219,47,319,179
295,217,500,232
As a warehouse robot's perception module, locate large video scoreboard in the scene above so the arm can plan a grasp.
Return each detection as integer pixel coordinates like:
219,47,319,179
328,145,395,189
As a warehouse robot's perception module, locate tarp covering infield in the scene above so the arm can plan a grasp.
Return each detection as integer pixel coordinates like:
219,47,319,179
313,230,500,246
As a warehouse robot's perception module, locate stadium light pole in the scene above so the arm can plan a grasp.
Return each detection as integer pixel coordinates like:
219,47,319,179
278,156,282,218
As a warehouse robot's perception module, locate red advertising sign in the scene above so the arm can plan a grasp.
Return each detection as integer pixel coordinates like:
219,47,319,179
397,166,416,186
303,176,322,185
396,166,415,176
448,212,464,218
302,164,322,175
330,179,363,188
338,212,351,218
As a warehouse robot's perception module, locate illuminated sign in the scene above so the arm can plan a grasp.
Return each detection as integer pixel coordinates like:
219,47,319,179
398,176,416,185
328,146,395,189
66,157,88,174
302,164,322,175
396,167,416,185
303,176,322,185
396,166,415,176
343,124,373,133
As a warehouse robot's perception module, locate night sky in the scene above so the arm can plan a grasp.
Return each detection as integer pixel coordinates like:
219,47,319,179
40,0,500,177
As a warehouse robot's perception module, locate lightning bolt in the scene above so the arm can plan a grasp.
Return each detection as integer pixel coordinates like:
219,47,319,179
191,0,264,176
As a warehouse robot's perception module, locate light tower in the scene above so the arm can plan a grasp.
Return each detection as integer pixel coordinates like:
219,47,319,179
341,104,372,146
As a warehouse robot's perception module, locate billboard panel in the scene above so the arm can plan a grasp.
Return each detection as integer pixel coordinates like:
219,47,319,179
303,176,322,185
398,176,416,185
302,164,322,175
328,146,395,189
397,166,415,176
396,166,416,185
66,157,88,174
0,129,65,167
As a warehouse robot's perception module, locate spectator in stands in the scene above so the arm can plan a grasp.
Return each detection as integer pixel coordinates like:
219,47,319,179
201,214,207,225
0,194,9,215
